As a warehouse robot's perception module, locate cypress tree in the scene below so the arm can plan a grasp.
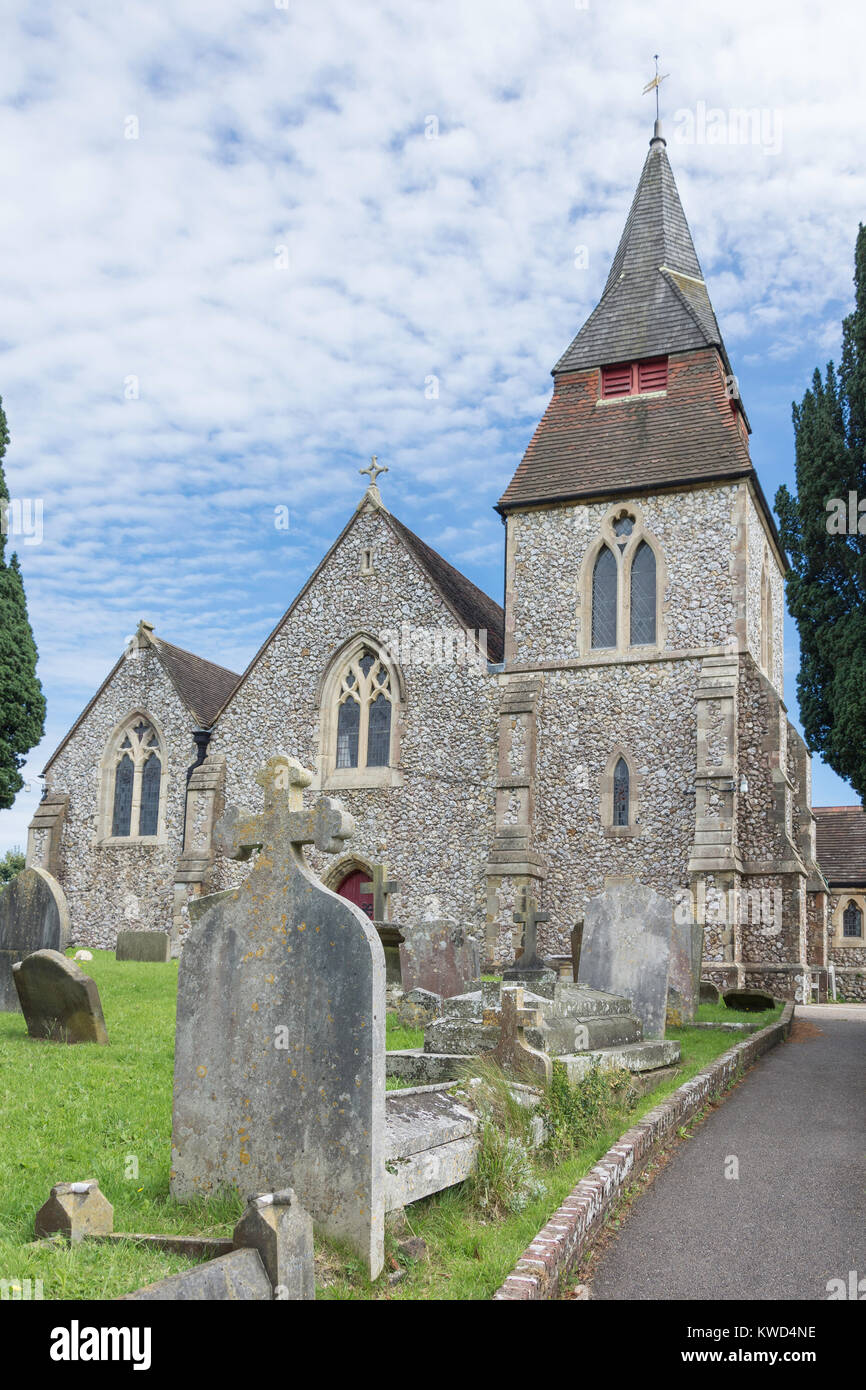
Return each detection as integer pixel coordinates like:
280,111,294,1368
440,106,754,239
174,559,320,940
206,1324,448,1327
0,396,46,808
776,225,866,803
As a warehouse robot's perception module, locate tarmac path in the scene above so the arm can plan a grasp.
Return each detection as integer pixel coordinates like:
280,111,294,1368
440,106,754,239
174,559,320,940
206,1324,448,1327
587,1005,866,1300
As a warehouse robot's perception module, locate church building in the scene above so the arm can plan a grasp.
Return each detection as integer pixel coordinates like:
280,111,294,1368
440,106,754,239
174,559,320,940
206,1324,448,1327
30,121,864,1002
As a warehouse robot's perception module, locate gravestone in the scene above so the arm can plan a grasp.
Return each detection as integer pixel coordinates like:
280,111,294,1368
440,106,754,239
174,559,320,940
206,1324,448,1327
486,983,552,1085
503,889,554,983
170,754,386,1279
0,866,69,1012
399,919,479,1000
571,920,584,981
700,980,721,1004
116,930,171,963
13,950,109,1043
578,880,673,1039
667,914,704,1022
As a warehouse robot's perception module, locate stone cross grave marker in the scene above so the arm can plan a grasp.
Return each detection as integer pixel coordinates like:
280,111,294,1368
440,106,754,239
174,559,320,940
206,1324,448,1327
361,863,401,923
503,888,552,979
484,983,552,1085
578,880,673,1039
170,754,386,1278
0,866,69,1012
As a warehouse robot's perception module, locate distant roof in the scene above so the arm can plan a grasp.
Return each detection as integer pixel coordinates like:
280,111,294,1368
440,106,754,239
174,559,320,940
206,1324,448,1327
498,348,753,511
813,806,866,885
43,631,240,772
554,135,727,375
150,636,241,727
388,515,504,663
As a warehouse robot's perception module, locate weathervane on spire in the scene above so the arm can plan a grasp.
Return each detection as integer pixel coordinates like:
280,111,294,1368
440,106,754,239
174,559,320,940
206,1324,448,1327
360,455,388,487
642,54,669,128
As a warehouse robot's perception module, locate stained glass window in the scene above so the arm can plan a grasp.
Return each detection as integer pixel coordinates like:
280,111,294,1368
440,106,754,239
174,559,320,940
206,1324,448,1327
630,541,657,646
111,754,134,837
139,753,161,836
367,694,392,767
613,758,629,826
336,698,360,768
843,900,863,939
592,547,618,649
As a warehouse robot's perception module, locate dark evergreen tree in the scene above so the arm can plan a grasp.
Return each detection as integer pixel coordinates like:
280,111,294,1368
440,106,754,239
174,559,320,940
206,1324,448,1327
0,397,46,808
776,225,866,803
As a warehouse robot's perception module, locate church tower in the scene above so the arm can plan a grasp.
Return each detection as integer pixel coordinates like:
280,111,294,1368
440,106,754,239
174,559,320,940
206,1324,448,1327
487,123,826,999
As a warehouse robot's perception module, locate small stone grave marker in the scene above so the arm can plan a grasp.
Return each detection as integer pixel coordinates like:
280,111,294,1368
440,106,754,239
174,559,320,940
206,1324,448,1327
116,930,171,963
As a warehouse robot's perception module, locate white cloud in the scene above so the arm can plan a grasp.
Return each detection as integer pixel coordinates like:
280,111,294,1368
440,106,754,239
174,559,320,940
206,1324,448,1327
1,0,864,849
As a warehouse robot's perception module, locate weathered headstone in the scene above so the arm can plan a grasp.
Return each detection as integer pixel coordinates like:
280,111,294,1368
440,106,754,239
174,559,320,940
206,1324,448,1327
486,984,552,1085
116,930,171,963
13,950,109,1044
399,919,479,1000
667,913,704,1022
170,754,386,1279
0,866,69,1012
699,980,721,1004
578,880,673,1039
571,919,584,981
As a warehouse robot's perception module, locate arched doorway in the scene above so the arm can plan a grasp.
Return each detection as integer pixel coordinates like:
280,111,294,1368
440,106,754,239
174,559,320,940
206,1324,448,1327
335,869,403,986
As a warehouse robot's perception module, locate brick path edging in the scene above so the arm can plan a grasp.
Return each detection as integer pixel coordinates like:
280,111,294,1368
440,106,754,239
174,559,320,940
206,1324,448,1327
493,1001,796,1300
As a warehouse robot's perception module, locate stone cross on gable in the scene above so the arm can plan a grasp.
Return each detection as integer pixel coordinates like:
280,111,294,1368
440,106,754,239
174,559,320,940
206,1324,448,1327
361,863,401,923
214,755,354,866
507,887,550,975
360,456,388,487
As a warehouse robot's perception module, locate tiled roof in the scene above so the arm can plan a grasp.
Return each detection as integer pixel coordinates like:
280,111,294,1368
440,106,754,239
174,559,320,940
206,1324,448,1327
387,515,505,663
150,637,241,727
813,806,866,885
555,137,726,374
498,349,752,511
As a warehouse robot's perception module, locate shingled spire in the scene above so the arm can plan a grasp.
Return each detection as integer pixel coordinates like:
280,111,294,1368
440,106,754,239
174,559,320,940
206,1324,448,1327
555,129,725,374
498,130,754,512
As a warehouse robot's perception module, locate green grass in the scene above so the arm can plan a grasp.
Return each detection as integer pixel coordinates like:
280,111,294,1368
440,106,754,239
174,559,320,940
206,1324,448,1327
0,950,243,1299
693,1000,783,1028
0,952,777,1300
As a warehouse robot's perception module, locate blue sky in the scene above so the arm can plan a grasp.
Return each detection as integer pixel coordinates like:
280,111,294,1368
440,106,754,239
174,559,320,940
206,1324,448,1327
1,0,864,852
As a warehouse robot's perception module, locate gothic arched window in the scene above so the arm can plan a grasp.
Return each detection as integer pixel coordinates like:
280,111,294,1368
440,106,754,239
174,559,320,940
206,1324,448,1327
630,541,657,646
591,547,618,649
613,757,630,826
843,900,863,939
105,715,165,840
334,647,394,771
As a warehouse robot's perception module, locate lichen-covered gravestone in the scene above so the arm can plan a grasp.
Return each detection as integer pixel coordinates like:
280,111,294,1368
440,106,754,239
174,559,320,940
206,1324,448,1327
399,919,480,1001
0,866,69,1012
13,950,109,1043
578,880,673,1039
170,755,386,1278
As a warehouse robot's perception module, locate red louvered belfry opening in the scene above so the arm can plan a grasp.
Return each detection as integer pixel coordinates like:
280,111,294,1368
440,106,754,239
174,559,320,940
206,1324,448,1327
600,356,668,399
336,869,374,919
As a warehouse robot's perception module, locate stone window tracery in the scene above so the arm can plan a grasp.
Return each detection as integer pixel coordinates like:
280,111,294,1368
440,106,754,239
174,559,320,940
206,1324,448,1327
585,506,663,656
103,715,165,841
321,638,400,787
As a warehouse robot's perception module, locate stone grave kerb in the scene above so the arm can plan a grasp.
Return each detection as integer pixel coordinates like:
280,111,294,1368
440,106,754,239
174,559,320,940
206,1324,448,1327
171,753,387,1278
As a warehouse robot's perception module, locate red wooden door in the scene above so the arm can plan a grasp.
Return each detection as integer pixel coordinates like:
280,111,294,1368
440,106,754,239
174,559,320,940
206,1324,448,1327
337,870,375,920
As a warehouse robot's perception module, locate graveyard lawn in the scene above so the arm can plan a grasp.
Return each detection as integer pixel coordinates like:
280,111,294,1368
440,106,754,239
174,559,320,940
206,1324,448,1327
0,953,780,1300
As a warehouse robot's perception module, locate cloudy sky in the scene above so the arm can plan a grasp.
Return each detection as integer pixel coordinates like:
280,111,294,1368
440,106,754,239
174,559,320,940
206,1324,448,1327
0,0,864,851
